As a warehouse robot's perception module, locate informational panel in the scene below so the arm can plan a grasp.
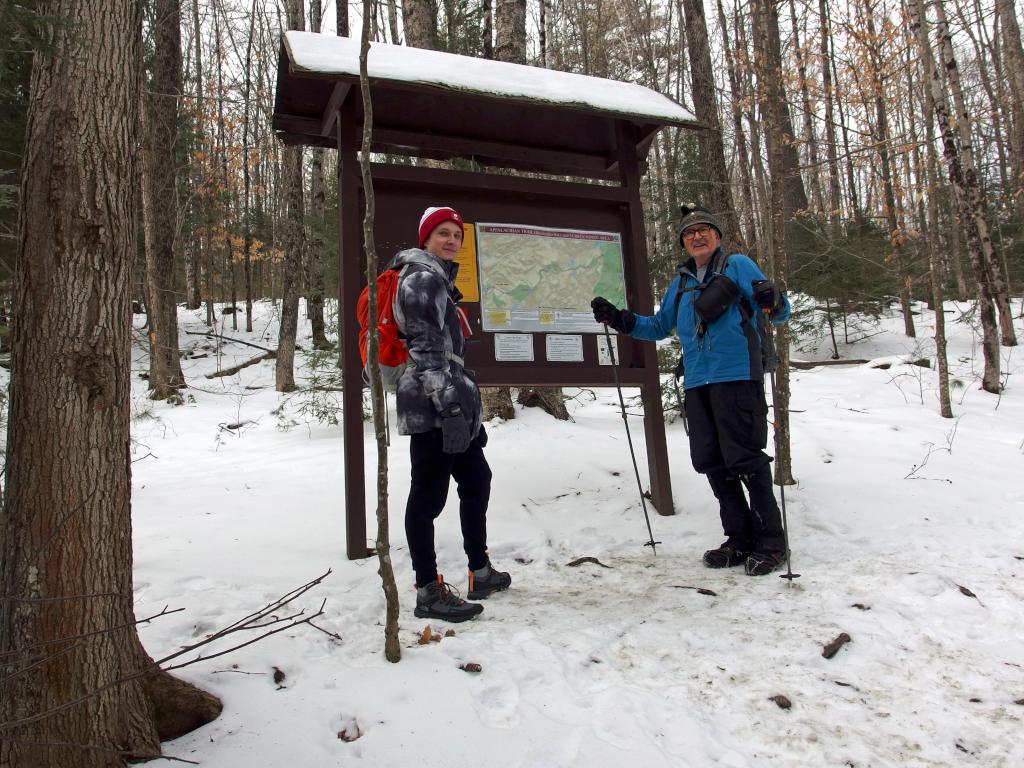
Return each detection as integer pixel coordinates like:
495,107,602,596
476,223,628,333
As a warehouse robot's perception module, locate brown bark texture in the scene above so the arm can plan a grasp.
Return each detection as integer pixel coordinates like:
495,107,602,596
495,0,528,64
0,3,220,765
276,0,306,392
403,0,438,49
143,0,187,399
752,0,794,485
910,0,1001,393
681,0,742,250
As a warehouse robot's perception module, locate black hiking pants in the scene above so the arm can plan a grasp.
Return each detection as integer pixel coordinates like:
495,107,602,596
684,380,785,553
406,428,491,587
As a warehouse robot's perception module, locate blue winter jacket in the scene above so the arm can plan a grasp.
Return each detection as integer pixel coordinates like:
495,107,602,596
630,248,790,389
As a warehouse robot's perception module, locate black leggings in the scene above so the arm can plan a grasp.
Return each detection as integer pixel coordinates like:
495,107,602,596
405,428,491,587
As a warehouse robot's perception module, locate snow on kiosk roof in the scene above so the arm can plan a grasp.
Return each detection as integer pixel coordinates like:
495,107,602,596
273,32,698,175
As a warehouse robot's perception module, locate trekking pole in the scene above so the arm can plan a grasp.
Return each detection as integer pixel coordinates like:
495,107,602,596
758,311,799,581
602,324,661,554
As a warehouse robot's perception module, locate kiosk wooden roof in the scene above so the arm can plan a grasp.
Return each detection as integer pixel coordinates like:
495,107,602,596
274,32,696,177
273,33,697,558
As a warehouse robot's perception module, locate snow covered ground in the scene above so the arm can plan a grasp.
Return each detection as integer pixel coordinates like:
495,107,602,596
129,299,1024,768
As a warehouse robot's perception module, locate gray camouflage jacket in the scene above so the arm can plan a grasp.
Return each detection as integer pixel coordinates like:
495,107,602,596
388,248,482,437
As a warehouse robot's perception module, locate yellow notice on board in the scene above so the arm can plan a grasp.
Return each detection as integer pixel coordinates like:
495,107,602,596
454,224,480,302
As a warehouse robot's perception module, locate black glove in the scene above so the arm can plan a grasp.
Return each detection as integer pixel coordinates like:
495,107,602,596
590,296,636,334
477,423,488,448
751,280,782,314
441,405,471,454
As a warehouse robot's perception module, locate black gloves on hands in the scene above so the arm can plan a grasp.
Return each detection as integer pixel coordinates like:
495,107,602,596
591,296,636,334
751,280,782,314
441,405,471,454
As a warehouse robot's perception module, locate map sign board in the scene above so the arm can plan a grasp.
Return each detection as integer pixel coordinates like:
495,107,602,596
475,223,628,333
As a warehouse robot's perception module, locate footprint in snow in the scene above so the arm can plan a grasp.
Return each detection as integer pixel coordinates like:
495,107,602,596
475,680,521,728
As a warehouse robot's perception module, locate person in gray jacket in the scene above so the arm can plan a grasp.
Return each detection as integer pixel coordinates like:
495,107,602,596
388,206,511,622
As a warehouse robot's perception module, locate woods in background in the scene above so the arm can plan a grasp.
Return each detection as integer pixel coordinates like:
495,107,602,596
0,0,1020,391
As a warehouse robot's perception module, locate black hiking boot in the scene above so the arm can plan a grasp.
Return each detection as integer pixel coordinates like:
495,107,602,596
745,550,786,576
414,576,484,623
702,540,751,569
467,560,512,600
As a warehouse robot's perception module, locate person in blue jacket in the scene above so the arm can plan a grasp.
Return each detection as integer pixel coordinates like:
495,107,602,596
591,204,791,576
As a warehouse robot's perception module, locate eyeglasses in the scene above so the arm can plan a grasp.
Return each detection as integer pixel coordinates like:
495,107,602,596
682,225,714,241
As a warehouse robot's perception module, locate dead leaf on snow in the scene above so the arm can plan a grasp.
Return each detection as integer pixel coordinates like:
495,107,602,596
822,632,852,659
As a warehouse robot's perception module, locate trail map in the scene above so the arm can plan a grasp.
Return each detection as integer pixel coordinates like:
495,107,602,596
476,223,627,333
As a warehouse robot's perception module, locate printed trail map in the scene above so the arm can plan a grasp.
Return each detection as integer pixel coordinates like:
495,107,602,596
475,223,627,334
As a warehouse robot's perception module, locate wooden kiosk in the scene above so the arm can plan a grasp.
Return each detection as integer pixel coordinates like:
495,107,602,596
272,33,699,559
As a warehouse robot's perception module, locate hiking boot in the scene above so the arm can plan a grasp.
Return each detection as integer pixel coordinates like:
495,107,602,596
467,561,512,600
414,576,484,623
702,541,751,568
745,550,786,576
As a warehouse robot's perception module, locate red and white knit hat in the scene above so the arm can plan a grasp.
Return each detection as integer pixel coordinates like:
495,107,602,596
418,206,464,248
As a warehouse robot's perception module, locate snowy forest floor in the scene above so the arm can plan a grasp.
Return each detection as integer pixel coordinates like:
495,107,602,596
127,298,1024,768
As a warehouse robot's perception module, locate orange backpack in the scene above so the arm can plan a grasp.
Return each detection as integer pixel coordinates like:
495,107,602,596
356,255,467,392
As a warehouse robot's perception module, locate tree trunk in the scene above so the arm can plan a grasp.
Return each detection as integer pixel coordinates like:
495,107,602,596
910,0,1001,393
787,0,825,217
933,0,1016,347
359,0,402,664
716,0,757,249
997,0,1024,219
863,0,915,337
143,0,186,399
403,0,438,49
681,0,742,249
482,0,494,58
214,7,236,331
307,0,329,349
276,0,306,392
243,0,257,332
0,3,220,764
924,97,953,418
752,0,793,485
495,0,527,64
818,0,844,237
185,0,204,310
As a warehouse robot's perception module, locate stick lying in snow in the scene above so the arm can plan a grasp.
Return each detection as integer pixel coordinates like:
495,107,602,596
207,352,275,378
566,556,611,568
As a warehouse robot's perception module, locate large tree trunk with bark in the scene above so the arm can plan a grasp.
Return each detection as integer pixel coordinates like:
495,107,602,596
997,0,1024,220
143,0,187,398
681,0,742,249
495,0,527,64
752,0,794,485
0,3,220,765
403,0,438,49
276,0,306,392
910,0,1001,393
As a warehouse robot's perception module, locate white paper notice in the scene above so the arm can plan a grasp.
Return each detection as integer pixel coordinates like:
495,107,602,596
597,334,619,365
494,333,534,361
546,334,584,362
